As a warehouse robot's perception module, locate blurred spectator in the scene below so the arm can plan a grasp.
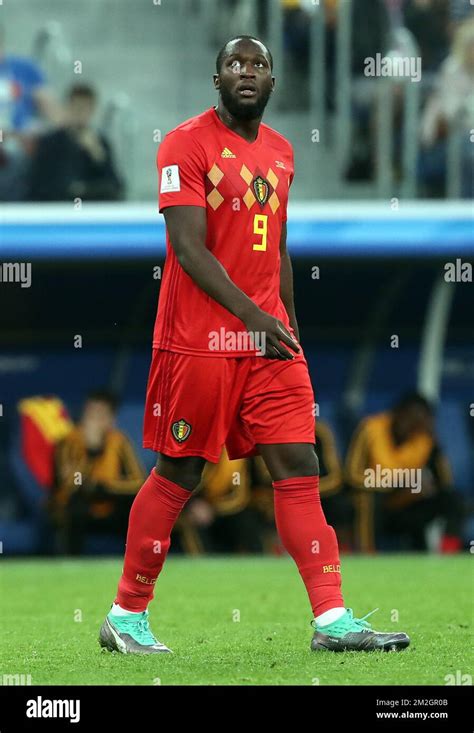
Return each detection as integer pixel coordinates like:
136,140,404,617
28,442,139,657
49,390,144,555
282,0,312,75
418,17,474,197
449,0,474,31
28,83,124,202
352,0,390,74
346,392,465,552
343,0,391,179
0,23,63,200
403,0,450,72
178,448,264,553
281,0,336,110
282,0,390,111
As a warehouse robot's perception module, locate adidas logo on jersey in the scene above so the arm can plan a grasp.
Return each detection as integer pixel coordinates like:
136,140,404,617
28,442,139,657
221,147,236,158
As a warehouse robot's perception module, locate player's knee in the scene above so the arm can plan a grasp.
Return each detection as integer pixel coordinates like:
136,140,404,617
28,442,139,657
280,447,319,479
312,451,320,476
175,470,203,491
155,454,205,491
298,454,319,477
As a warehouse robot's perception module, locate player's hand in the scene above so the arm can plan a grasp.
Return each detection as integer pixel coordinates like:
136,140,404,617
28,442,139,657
243,307,300,360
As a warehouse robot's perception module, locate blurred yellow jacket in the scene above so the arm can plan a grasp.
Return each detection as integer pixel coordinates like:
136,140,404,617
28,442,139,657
200,448,250,515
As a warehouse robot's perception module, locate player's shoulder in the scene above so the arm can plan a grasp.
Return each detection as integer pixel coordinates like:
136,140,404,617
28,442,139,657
164,108,215,144
260,122,294,157
158,110,214,164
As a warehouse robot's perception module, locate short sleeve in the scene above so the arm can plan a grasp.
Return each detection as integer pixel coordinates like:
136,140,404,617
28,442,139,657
157,131,207,212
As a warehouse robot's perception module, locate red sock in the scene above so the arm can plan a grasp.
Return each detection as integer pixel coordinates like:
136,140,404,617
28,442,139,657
116,469,192,612
273,476,344,617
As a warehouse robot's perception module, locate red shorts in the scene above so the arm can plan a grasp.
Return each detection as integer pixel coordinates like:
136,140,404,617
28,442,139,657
143,348,316,463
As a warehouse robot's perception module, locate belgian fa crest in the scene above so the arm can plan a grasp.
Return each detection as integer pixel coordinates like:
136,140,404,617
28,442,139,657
171,418,192,442
253,176,269,206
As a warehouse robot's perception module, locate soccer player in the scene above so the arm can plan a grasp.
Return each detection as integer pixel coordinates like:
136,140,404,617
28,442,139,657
99,36,410,654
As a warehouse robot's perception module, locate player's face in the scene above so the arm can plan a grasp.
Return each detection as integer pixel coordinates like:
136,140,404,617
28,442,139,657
214,40,274,121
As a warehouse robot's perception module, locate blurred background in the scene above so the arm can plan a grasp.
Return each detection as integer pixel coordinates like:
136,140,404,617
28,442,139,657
0,0,472,558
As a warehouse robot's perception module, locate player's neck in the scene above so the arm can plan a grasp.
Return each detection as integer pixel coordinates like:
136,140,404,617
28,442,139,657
214,103,261,144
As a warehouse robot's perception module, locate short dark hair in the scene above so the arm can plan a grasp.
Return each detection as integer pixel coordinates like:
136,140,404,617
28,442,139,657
392,391,433,415
85,389,119,413
68,83,97,102
215,35,273,73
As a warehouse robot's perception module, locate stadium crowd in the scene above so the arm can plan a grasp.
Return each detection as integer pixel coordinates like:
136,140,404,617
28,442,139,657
0,25,123,202
16,389,468,556
0,0,473,201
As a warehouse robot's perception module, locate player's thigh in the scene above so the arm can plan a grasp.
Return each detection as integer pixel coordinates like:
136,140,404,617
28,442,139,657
241,352,317,480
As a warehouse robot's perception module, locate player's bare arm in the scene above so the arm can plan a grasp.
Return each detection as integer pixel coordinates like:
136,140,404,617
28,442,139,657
279,221,299,343
163,204,300,360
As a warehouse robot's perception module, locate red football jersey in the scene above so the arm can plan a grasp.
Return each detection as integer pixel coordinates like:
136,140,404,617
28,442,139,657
154,106,294,357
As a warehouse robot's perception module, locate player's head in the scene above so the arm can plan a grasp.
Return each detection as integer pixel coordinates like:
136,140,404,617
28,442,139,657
81,389,119,433
213,35,274,121
391,392,434,442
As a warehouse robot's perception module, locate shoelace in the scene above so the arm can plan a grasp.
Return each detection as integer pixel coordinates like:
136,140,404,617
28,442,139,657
136,618,157,645
311,607,379,632
347,607,379,631
118,613,158,645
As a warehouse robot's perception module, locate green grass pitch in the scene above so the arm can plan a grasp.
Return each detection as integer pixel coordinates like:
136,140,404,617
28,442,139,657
1,554,472,686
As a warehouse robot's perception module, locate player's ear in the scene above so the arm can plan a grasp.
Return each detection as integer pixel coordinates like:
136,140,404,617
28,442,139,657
213,74,220,90
271,76,275,92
